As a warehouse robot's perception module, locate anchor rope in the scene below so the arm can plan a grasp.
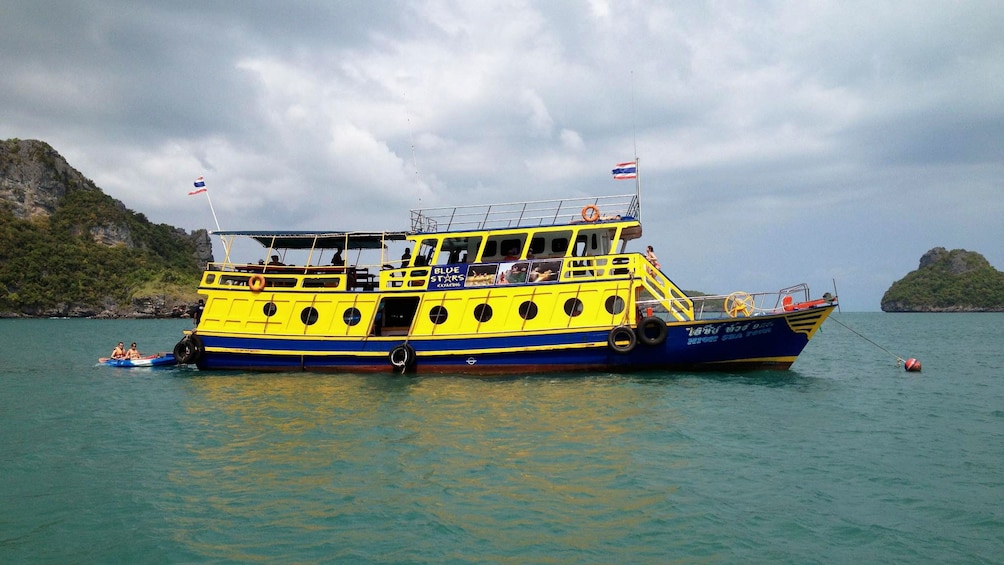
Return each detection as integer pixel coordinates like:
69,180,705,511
828,315,906,365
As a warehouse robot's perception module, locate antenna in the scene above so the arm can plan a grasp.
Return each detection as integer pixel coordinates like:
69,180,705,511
630,70,641,220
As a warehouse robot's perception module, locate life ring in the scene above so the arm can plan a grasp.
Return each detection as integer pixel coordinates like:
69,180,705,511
173,334,204,364
636,316,668,346
608,325,637,354
389,343,417,373
248,274,266,292
581,205,601,222
724,291,755,318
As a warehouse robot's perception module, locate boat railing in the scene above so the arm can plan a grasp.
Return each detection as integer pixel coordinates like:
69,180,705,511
410,194,639,232
638,283,816,321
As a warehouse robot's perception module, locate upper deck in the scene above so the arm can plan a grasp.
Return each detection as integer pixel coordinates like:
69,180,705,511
410,194,640,233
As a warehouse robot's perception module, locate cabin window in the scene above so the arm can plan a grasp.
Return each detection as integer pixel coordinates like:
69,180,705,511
343,307,362,326
429,305,448,325
473,304,493,323
551,238,569,255
263,303,277,317
605,295,626,315
206,274,216,284
518,301,538,320
300,306,319,326
437,236,481,264
563,298,584,317
482,235,526,261
416,238,438,266
529,237,545,256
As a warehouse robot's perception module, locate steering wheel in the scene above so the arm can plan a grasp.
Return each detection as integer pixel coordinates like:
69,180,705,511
724,291,755,318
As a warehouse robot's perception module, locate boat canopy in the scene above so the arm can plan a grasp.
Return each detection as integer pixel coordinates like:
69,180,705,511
210,230,409,250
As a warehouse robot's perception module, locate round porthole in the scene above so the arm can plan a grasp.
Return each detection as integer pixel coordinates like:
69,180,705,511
429,305,448,325
473,303,493,322
563,298,584,317
605,295,625,315
343,307,362,326
300,306,319,326
263,302,277,317
518,301,538,320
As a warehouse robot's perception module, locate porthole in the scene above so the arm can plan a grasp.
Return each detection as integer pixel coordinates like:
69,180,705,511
605,295,625,315
429,305,448,325
473,303,493,323
206,274,216,284
563,298,584,317
300,306,319,326
263,302,277,317
343,307,362,326
518,301,538,320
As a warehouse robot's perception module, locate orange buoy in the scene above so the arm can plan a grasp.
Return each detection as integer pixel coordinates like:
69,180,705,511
904,358,922,372
581,204,600,222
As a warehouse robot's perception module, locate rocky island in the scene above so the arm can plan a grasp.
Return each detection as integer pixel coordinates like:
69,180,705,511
0,139,212,318
881,247,1004,312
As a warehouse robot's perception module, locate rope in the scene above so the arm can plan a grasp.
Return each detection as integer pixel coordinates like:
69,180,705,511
828,315,906,365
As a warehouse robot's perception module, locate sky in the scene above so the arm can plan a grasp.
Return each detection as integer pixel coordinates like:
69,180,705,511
2,0,1002,311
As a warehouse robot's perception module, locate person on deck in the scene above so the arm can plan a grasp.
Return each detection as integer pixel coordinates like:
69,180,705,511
331,249,345,267
645,245,661,270
268,255,285,266
110,342,126,360
400,248,412,268
188,299,204,326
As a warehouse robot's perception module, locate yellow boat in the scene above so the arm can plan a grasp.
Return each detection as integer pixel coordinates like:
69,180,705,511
172,193,836,374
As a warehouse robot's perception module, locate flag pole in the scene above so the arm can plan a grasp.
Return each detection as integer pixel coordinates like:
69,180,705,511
635,157,641,221
191,177,230,258
204,189,230,258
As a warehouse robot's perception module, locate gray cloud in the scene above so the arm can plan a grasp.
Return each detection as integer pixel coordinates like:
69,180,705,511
2,0,1002,310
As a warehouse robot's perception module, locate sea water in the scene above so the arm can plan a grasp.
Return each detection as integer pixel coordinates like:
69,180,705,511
1,314,1001,563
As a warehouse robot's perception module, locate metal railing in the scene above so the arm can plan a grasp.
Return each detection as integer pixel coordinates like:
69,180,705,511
410,194,639,232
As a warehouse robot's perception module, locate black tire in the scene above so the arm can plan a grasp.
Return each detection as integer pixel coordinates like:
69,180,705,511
608,325,637,354
389,343,417,373
636,316,668,346
173,334,204,365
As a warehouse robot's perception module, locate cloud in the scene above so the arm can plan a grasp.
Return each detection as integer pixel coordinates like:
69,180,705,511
2,0,1003,310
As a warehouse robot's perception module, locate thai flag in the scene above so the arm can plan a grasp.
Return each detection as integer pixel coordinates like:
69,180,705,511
189,176,207,195
612,162,637,180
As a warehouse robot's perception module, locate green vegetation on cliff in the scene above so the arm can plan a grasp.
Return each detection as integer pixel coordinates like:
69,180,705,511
0,139,207,316
881,248,1004,312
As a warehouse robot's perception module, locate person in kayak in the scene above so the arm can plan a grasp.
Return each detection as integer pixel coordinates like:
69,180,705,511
110,342,127,360
126,343,142,360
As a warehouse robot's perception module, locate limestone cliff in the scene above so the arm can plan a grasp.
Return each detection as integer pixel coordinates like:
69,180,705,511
0,138,213,317
881,248,1004,312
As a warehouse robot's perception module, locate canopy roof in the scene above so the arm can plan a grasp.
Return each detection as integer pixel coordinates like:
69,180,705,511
211,230,409,250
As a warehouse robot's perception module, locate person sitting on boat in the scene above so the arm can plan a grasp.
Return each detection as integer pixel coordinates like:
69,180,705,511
504,248,520,261
331,249,345,267
268,254,285,266
126,343,142,360
110,342,127,360
400,248,412,268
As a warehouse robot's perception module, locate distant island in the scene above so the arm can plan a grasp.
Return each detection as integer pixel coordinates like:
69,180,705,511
0,139,211,318
881,247,1004,312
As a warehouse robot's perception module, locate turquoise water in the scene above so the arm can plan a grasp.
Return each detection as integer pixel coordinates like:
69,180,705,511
1,314,1001,563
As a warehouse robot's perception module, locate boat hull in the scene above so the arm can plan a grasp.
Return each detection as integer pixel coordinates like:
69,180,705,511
99,354,177,368
190,305,834,375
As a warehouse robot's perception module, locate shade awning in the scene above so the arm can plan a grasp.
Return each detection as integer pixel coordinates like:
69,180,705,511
211,230,409,250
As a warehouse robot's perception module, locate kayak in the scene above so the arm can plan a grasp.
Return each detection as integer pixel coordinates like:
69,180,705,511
99,354,177,368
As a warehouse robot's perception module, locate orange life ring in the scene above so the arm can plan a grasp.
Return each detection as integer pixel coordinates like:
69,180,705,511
248,274,266,292
581,205,600,222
